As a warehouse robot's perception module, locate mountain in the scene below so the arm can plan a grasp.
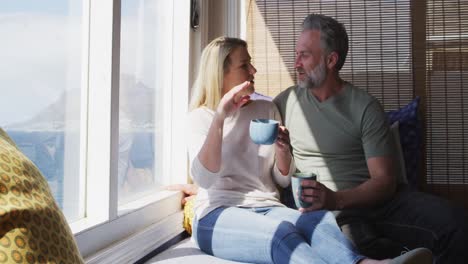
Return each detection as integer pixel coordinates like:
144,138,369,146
6,74,155,131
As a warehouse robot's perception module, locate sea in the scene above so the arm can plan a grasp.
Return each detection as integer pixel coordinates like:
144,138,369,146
6,130,155,209
7,130,65,207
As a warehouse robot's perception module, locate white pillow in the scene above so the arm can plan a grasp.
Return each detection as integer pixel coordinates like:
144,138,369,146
391,121,408,184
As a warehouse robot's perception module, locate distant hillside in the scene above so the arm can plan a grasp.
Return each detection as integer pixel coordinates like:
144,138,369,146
120,74,155,130
7,74,155,131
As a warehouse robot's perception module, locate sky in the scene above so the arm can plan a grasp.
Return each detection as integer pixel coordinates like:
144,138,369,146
0,1,77,126
0,0,168,127
1,0,68,15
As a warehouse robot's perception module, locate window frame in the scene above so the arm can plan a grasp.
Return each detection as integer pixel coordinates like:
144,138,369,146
69,0,191,261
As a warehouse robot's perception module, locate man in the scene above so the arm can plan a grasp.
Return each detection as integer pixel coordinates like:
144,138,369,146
273,14,468,263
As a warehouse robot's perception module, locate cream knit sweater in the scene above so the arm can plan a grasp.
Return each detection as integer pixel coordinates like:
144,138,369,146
188,100,295,220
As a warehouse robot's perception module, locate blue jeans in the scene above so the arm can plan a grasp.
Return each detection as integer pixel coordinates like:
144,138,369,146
193,206,365,264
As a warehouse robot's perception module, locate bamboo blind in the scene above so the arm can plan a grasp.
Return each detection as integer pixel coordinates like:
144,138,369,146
246,0,468,208
246,0,414,110
424,0,468,205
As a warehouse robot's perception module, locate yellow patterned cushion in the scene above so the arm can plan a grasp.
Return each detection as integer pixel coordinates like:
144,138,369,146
0,128,84,264
183,197,195,235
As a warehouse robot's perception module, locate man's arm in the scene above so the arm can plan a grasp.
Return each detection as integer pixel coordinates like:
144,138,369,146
328,98,398,210
300,156,397,211
333,156,397,210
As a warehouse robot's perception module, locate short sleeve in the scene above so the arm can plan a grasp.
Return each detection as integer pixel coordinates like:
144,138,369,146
361,99,395,159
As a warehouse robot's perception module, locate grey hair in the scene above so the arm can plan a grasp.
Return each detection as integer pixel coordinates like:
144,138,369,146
302,14,349,71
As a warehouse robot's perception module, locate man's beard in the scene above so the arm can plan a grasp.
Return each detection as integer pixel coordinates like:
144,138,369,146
297,59,327,90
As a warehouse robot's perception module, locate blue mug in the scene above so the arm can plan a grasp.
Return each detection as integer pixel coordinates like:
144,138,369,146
291,172,317,208
249,119,279,145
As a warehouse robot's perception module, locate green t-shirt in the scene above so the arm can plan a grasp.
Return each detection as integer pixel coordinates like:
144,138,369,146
274,82,396,191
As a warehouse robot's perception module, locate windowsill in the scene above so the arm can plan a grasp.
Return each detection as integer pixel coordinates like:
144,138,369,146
85,210,185,264
84,209,185,264
118,190,179,216
75,190,185,261
70,190,181,234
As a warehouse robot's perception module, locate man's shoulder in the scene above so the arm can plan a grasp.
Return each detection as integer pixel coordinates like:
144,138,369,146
273,85,305,108
346,82,369,97
345,82,379,106
274,85,300,100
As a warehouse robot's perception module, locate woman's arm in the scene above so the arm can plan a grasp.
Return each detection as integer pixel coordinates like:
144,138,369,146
196,113,225,172
196,81,253,173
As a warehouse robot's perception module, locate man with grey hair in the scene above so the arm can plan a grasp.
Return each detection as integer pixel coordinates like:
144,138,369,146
274,13,468,263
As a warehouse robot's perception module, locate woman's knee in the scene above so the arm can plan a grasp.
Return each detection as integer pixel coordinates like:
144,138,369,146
271,221,301,244
271,222,306,262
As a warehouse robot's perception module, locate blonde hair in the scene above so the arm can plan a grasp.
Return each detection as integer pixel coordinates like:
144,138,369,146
189,36,247,111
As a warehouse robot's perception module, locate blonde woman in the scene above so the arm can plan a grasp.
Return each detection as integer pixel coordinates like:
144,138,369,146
188,36,430,264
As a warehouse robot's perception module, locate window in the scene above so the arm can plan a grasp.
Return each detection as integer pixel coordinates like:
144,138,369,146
118,0,171,211
0,0,84,222
1,0,191,260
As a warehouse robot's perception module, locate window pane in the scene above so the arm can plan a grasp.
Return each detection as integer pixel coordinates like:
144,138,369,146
0,0,84,221
119,0,170,206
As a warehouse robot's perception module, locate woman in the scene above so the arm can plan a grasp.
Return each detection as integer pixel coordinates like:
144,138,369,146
187,36,431,264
